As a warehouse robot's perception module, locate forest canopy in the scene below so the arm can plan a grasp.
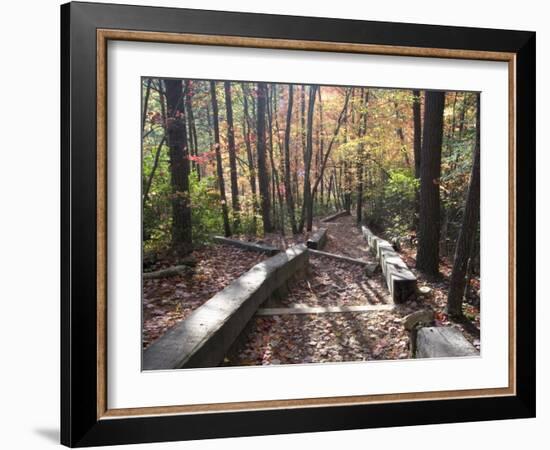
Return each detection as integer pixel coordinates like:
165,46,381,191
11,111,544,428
143,80,477,244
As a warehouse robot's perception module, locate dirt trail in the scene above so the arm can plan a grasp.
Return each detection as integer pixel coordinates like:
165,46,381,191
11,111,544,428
225,214,420,366
321,214,373,260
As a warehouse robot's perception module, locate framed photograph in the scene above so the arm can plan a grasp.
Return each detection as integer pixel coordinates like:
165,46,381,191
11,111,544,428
61,1,535,447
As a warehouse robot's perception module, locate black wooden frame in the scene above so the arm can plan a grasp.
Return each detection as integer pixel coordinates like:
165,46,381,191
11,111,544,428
61,1,536,447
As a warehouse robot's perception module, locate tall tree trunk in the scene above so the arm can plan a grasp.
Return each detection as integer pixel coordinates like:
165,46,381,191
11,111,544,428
464,232,479,301
447,93,481,318
326,173,332,208
356,163,364,223
412,89,422,230
206,103,213,153
293,151,300,207
164,79,192,253
440,208,448,257
224,81,241,230
184,80,200,181
300,85,307,162
272,84,287,234
458,93,468,138
341,110,352,213
142,135,166,205
343,161,352,213
446,91,458,156
241,83,258,232
210,81,232,237
300,85,318,232
266,87,284,234
298,85,306,212
416,90,445,276
268,98,275,227
142,78,152,135
356,89,369,224
393,100,410,167
284,85,298,234
334,167,343,210
316,88,325,209
256,82,273,233
311,88,351,209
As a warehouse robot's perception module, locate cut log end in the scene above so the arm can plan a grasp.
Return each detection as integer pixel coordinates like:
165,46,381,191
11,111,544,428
402,309,435,331
417,285,433,297
415,327,479,358
306,228,328,250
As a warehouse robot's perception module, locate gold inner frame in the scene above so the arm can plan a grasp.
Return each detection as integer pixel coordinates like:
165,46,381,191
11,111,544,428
96,29,517,420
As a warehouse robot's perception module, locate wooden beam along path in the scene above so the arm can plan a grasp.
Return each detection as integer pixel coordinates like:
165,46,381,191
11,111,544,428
256,304,394,316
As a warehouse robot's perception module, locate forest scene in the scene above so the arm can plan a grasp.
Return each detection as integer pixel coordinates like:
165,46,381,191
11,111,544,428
141,77,481,370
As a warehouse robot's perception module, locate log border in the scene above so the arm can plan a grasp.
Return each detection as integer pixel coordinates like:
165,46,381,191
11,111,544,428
361,226,417,303
143,244,308,370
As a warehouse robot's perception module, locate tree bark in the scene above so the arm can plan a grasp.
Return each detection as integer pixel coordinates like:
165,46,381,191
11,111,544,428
297,85,306,210
416,90,445,276
333,165,342,210
224,81,241,230
256,82,273,233
284,85,298,234
300,85,307,163
142,78,152,136
458,93,467,138
356,89,369,224
446,92,458,155
142,135,166,205
326,173,333,208
241,83,258,232
184,80,200,181
266,85,285,234
164,79,192,253
272,85,288,234
299,85,318,232
318,89,325,208
447,93,480,318
210,81,232,237
340,109,351,213
412,89,422,230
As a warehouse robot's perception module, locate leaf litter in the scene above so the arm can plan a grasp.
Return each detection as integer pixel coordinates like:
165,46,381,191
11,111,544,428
224,215,480,365
142,244,267,349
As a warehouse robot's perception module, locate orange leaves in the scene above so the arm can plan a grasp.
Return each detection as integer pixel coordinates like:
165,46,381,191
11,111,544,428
147,110,163,124
188,151,215,165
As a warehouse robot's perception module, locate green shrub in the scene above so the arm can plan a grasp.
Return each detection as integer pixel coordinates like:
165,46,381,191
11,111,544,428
364,168,417,237
188,172,224,243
